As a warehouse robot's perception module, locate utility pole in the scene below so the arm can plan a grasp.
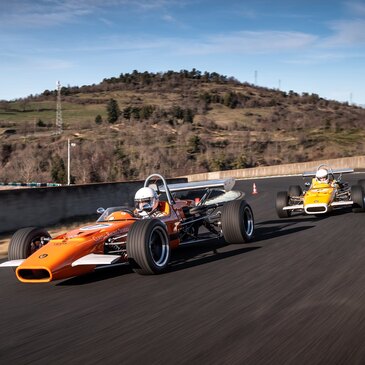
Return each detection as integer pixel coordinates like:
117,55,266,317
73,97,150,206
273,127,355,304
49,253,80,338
254,70,258,85
67,139,71,185
67,139,76,185
56,81,63,134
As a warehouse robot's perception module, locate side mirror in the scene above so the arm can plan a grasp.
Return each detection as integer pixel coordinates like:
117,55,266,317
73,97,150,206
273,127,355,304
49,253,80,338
97,207,105,214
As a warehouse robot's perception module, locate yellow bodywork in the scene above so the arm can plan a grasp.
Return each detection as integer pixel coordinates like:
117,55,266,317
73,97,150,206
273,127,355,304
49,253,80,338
303,178,336,214
278,166,356,217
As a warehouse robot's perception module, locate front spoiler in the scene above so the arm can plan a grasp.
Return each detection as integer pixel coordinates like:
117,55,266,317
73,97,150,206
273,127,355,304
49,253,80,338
1,254,124,283
282,200,354,215
304,203,328,214
71,254,122,266
0,259,25,267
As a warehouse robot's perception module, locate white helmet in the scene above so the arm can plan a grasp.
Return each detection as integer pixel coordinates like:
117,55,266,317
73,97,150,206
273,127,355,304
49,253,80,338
316,168,328,183
134,187,159,213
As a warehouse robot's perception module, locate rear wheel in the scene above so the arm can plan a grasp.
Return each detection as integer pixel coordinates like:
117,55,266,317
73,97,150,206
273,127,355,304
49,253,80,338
352,185,365,213
127,219,170,275
289,185,302,197
276,191,291,218
357,179,365,192
221,200,254,244
8,227,51,260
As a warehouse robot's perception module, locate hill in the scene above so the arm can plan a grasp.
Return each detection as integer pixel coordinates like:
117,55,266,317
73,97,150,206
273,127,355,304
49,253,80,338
0,69,364,184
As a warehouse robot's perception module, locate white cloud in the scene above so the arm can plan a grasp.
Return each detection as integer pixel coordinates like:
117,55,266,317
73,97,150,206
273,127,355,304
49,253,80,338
43,30,317,56
326,19,365,46
29,58,75,70
1,54,74,71
0,0,93,27
322,1,365,46
283,50,365,65
162,14,176,23
98,17,115,27
346,1,365,16
180,31,318,55
0,0,184,27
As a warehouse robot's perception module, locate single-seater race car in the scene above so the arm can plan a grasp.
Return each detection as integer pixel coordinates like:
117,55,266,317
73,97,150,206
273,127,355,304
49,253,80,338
0,174,254,283
276,164,365,218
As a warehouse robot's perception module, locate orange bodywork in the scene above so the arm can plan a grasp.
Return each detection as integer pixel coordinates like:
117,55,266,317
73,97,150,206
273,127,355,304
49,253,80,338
15,200,192,283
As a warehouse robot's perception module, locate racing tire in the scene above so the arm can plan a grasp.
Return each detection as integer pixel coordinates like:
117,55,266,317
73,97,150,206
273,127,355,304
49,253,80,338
357,179,365,192
8,227,51,260
351,185,365,213
127,219,170,275
289,185,302,197
221,200,254,244
276,191,291,218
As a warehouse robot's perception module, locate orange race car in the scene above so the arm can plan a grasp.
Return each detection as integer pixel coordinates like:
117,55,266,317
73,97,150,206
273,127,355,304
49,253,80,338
0,174,254,283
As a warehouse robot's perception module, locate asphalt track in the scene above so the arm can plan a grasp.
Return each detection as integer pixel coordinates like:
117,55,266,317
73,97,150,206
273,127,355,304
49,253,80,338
1,174,365,365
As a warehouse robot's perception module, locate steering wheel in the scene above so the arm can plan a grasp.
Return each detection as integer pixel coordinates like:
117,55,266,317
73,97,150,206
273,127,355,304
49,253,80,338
121,208,135,217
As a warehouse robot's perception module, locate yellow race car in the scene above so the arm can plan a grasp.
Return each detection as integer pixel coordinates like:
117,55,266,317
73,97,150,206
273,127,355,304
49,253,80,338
276,164,365,218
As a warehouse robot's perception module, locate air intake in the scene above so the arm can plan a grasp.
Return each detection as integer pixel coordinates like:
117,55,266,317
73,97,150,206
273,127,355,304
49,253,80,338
16,268,51,282
305,204,327,214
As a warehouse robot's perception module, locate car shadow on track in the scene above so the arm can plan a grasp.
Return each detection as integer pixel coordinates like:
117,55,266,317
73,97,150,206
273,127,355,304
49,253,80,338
56,215,328,285
56,264,134,286
167,240,260,273
254,217,319,242
58,241,261,285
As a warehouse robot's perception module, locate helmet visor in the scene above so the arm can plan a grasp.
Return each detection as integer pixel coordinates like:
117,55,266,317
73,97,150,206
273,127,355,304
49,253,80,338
135,198,154,212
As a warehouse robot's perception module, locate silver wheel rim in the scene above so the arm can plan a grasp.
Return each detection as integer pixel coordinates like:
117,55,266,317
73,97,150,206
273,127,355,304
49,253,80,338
148,226,170,267
243,206,254,237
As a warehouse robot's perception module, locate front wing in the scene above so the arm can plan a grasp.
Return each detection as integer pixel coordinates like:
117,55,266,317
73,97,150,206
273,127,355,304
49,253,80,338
282,200,354,214
0,254,123,269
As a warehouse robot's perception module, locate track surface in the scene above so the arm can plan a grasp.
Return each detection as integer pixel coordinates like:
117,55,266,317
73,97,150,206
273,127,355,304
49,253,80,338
1,174,365,365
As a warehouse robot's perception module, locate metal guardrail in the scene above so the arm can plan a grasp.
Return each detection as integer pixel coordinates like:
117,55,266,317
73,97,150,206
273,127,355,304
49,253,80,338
0,182,62,187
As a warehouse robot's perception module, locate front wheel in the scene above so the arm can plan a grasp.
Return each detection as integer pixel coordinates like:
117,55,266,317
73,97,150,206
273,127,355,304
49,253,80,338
127,219,170,275
221,200,254,244
8,227,51,260
276,191,291,218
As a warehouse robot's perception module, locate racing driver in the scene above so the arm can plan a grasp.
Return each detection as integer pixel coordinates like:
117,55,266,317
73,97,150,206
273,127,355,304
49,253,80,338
134,187,166,218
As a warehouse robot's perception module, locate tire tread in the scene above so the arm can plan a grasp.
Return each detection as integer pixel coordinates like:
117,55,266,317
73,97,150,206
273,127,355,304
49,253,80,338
221,200,254,244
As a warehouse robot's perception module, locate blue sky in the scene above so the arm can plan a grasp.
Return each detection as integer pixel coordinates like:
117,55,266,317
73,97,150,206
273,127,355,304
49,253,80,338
1,0,365,104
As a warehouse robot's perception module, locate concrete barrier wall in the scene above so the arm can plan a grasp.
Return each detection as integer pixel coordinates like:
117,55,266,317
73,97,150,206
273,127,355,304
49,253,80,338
2,155,365,234
0,178,186,234
185,156,365,181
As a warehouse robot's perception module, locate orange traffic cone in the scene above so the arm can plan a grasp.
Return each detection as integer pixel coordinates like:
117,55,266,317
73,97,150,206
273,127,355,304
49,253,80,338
252,183,258,195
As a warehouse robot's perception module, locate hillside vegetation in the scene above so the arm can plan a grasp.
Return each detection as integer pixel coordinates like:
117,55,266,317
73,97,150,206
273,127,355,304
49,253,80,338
0,69,364,184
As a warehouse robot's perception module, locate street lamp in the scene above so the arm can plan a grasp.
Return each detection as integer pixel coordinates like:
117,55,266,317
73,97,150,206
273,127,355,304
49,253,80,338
67,139,76,185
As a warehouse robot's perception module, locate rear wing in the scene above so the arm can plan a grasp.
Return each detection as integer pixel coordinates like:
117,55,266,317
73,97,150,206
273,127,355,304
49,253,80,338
302,168,354,177
158,178,235,193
